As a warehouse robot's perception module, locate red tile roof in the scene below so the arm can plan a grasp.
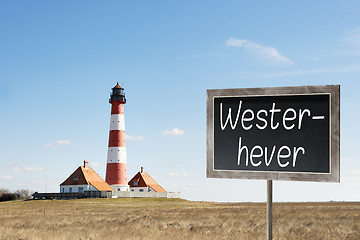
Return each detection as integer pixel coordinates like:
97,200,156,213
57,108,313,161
114,82,122,89
128,171,166,192
60,166,113,191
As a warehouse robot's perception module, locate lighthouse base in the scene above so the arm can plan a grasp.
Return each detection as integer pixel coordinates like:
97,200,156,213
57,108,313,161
110,184,130,191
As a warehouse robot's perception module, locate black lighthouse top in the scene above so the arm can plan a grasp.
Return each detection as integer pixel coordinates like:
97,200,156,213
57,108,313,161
109,82,126,103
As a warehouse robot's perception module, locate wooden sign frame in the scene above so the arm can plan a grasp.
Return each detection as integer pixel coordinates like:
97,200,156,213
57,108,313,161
206,85,340,182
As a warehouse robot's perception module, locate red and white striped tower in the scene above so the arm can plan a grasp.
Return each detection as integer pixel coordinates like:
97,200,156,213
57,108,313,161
105,83,129,191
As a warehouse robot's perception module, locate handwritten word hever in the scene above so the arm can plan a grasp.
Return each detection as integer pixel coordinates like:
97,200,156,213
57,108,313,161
237,137,305,168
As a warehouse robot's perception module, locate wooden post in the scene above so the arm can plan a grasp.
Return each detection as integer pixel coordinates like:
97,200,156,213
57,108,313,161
267,180,273,240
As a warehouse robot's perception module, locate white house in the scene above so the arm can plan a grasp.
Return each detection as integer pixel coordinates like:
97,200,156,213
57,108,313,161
60,160,113,193
128,167,166,193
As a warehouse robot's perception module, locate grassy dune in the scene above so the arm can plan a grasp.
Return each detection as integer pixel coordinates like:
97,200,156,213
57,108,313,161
0,198,359,240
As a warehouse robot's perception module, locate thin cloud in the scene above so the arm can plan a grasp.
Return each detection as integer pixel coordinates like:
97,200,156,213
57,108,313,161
45,143,54,148
168,172,188,178
226,38,293,65
126,134,145,142
56,139,71,145
342,28,360,46
12,166,44,173
90,162,100,167
46,139,71,148
168,172,180,177
337,50,360,56
349,170,360,175
0,176,14,180
162,128,185,136
344,177,360,182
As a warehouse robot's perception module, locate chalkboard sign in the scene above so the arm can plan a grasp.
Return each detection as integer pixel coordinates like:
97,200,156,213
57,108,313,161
207,85,340,182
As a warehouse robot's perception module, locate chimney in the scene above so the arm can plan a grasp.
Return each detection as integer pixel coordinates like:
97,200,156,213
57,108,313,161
84,160,89,169
141,167,144,173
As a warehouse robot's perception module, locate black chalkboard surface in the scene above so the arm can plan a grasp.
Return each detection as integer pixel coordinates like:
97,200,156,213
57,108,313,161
214,94,330,173
207,85,340,182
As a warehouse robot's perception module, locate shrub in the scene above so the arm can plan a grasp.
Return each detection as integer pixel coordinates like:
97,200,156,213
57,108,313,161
15,189,33,199
0,188,33,201
0,193,19,202
0,188,9,196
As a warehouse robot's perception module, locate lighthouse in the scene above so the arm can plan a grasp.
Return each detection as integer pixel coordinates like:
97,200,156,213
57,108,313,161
105,83,129,191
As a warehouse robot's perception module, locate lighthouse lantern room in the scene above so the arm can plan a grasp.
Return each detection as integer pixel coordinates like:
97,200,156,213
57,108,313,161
105,83,129,191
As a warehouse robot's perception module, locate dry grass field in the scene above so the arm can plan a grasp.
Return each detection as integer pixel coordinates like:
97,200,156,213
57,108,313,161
0,198,359,240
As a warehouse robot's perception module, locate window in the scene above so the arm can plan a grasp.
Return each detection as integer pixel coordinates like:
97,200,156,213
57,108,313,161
133,181,138,186
73,177,78,181
79,187,84,193
139,189,144,192
69,188,72,193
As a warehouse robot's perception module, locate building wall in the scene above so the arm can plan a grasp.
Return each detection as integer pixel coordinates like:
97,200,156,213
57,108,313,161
60,184,98,193
113,191,180,198
129,187,153,192
111,184,130,191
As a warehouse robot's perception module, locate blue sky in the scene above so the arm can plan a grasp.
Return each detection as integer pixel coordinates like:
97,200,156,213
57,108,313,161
1,1,360,202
